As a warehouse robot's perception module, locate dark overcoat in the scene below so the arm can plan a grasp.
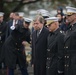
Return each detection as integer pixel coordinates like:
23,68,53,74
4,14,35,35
1,24,31,69
32,26,49,75
64,23,76,75
46,28,64,75
0,21,7,54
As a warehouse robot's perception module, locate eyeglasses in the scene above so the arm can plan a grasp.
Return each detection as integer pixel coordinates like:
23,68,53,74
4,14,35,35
0,16,2,18
67,15,72,17
47,23,52,27
48,22,55,26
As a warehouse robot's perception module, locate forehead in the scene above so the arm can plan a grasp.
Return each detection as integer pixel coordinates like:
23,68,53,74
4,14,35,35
0,16,3,18
48,22,55,27
66,14,74,18
10,13,14,15
34,20,40,23
57,14,62,17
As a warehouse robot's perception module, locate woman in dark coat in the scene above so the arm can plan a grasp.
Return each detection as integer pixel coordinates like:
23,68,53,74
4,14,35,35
0,20,31,75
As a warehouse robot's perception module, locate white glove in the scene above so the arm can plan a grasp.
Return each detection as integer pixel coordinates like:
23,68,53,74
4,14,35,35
10,26,15,30
58,70,63,73
0,36,1,40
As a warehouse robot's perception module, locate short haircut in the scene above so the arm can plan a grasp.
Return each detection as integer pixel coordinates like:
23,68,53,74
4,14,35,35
14,12,19,16
56,13,63,17
33,15,45,24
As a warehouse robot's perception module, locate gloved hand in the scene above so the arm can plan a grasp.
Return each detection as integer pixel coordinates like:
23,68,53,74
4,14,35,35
58,70,64,75
10,26,15,30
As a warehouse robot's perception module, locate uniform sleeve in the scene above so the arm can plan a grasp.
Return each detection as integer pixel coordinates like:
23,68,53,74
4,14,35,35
31,33,35,65
57,34,64,72
25,30,31,44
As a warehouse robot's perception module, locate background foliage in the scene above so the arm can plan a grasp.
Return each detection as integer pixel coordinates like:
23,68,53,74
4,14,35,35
0,0,76,20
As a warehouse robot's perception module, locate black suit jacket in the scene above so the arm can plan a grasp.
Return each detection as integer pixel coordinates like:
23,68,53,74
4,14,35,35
32,26,49,75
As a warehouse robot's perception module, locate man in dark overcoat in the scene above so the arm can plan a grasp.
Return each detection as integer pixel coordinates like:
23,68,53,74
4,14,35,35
36,9,49,26
0,12,7,69
0,19,31,75
64,6,76,75
46,17,64,75
31,15,49,75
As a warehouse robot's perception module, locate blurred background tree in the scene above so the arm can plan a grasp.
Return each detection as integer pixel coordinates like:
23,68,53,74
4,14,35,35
0,0,39,20
0,0,76,20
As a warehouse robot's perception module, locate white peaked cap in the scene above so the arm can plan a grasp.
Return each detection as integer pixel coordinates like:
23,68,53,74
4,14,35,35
18,12,24,17
66,6,76,15
0,12,4,17
23,17,32,23
45,17,58,25
37,9,49,17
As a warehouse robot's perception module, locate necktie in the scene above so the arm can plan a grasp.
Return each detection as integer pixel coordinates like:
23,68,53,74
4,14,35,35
37,30,40,37
14,20,16,26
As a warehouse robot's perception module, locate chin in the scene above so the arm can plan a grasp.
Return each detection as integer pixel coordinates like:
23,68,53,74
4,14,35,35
49,29,51,32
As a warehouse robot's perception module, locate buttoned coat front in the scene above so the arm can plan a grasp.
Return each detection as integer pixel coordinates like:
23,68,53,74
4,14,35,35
46,28,64,75
64,23,76,75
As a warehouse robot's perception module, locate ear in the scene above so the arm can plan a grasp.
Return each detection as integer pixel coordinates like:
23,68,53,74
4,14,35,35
74,14,76,18
73,14,76,19
55,21,58,25
55,22,57,26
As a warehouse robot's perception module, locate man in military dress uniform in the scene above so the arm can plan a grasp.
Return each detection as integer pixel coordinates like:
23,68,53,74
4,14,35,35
64,6,76,75
46,17,64,75
0,18,31,75
0,12,7,69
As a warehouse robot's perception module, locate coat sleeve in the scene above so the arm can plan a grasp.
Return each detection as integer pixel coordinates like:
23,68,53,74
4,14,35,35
1,22,7,41
57,34,64,72
25,30,31,44
31,33,35,65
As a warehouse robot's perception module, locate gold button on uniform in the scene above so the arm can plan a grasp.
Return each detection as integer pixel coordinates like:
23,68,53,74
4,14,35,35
47,49,50,51
47,57,50,60
47,67,50,69
64,65,66,67
66,46,68,48
0,31,2,34
65,56,66,58
67,56,69,58
65,56,69,58
67,65,69,67
16,43,17,45
47,57,49,59
64,64,69,67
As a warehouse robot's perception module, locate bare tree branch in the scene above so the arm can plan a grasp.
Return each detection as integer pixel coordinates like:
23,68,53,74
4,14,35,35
0,0,4,12
12,0,40,12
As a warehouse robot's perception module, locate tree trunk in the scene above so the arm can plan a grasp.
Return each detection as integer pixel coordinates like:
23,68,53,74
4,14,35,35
0,0,4,12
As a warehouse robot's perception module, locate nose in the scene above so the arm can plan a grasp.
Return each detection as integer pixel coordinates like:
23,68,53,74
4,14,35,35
66,16,69,19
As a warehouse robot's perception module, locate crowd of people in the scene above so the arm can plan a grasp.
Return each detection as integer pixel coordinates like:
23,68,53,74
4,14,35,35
0,6,76,75
31,6,76,75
